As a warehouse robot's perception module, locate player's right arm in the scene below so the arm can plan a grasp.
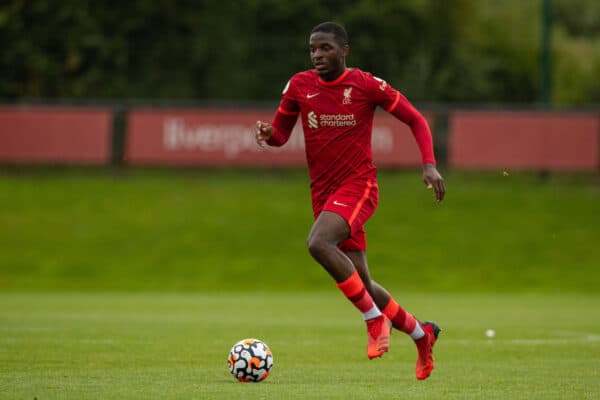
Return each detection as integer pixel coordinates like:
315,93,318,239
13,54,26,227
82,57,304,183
254,77,300,148
254,120,274,147
254,110,297,147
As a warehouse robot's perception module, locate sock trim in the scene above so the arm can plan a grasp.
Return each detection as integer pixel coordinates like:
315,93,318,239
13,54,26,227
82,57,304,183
410,322,425,340
363,305,382,320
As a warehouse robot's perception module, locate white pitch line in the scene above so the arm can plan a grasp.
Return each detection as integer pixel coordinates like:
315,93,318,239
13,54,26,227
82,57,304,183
442,337,600,345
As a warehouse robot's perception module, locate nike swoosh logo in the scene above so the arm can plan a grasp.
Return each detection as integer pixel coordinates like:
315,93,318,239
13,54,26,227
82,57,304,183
306,93,320,99
333,200,350,207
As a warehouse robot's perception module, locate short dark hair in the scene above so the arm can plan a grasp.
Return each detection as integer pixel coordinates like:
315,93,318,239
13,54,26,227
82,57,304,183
311,22,349,46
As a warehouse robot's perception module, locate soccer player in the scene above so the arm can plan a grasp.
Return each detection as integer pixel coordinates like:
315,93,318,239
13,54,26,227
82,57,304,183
254,22,445,380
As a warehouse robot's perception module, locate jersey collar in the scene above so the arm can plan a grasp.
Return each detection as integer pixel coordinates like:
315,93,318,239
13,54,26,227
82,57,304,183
317,68,351,86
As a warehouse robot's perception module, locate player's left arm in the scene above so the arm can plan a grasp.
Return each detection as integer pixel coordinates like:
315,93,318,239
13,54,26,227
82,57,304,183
369,75,445,202
387,94,444,202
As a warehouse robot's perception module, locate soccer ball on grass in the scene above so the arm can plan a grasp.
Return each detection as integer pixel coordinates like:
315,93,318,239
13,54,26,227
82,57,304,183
227,338,273,382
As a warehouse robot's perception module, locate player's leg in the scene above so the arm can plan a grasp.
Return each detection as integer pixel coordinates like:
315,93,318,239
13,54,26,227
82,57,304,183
346,250,442,380
306,211,389,359
345,250,421,334
344,250,391,310
306,210,355,282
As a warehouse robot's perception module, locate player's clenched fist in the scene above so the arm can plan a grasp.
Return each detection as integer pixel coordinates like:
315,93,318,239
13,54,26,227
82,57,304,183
254,121,274,147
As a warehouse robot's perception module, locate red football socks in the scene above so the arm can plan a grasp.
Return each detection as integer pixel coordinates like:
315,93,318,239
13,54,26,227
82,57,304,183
382,297,418,335
336,270,381,319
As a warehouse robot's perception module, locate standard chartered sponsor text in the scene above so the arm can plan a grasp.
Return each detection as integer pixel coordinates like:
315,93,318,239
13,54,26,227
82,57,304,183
319,113,357,127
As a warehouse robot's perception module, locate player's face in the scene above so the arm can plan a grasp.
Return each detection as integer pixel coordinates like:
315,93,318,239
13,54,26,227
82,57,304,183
309,32,349,81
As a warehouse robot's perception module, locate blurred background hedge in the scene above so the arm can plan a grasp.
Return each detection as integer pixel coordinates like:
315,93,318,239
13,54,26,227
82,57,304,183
1,0,599,105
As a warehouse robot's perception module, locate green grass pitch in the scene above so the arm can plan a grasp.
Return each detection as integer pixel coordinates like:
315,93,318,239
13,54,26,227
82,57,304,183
1,292,599,399
0,168,599,398
1,169,598,293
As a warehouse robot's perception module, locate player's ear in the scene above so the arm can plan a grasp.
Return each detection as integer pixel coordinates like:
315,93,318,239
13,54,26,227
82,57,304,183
342,44,349,57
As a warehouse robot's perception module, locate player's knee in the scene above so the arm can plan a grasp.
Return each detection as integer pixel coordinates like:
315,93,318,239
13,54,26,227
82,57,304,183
307,235,328,261
306,236,321,258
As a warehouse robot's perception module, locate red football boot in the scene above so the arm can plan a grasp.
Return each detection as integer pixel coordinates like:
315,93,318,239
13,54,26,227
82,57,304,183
366,315,392,359
414,321,441,380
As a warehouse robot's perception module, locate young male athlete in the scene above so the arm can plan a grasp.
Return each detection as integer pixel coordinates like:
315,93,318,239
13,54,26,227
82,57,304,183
254,22,446,380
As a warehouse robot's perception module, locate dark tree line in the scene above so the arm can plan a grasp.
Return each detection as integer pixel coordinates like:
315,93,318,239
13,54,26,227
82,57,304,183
1,0,599,105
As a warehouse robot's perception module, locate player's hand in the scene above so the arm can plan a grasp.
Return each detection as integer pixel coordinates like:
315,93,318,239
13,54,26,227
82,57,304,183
254,120,274,148
422,163,445,203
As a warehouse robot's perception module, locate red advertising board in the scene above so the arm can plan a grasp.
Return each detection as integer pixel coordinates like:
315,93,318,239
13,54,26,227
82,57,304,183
449,111,599,171
0,107,112,164
125,108,429,167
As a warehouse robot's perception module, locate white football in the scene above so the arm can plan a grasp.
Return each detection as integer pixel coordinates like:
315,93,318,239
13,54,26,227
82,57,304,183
227,338,273,382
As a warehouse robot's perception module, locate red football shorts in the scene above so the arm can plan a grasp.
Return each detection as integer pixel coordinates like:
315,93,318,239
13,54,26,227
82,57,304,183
312,179,379,252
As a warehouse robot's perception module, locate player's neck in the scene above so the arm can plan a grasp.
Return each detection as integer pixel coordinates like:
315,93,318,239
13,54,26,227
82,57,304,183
320,66,347,82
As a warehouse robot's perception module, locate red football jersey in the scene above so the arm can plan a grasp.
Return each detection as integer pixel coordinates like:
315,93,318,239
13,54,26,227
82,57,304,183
269,68,434,197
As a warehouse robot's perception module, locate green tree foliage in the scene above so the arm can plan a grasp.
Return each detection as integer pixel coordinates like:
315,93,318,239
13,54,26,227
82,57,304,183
435,1,541,103
0,0,599,105
553,0,600,105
